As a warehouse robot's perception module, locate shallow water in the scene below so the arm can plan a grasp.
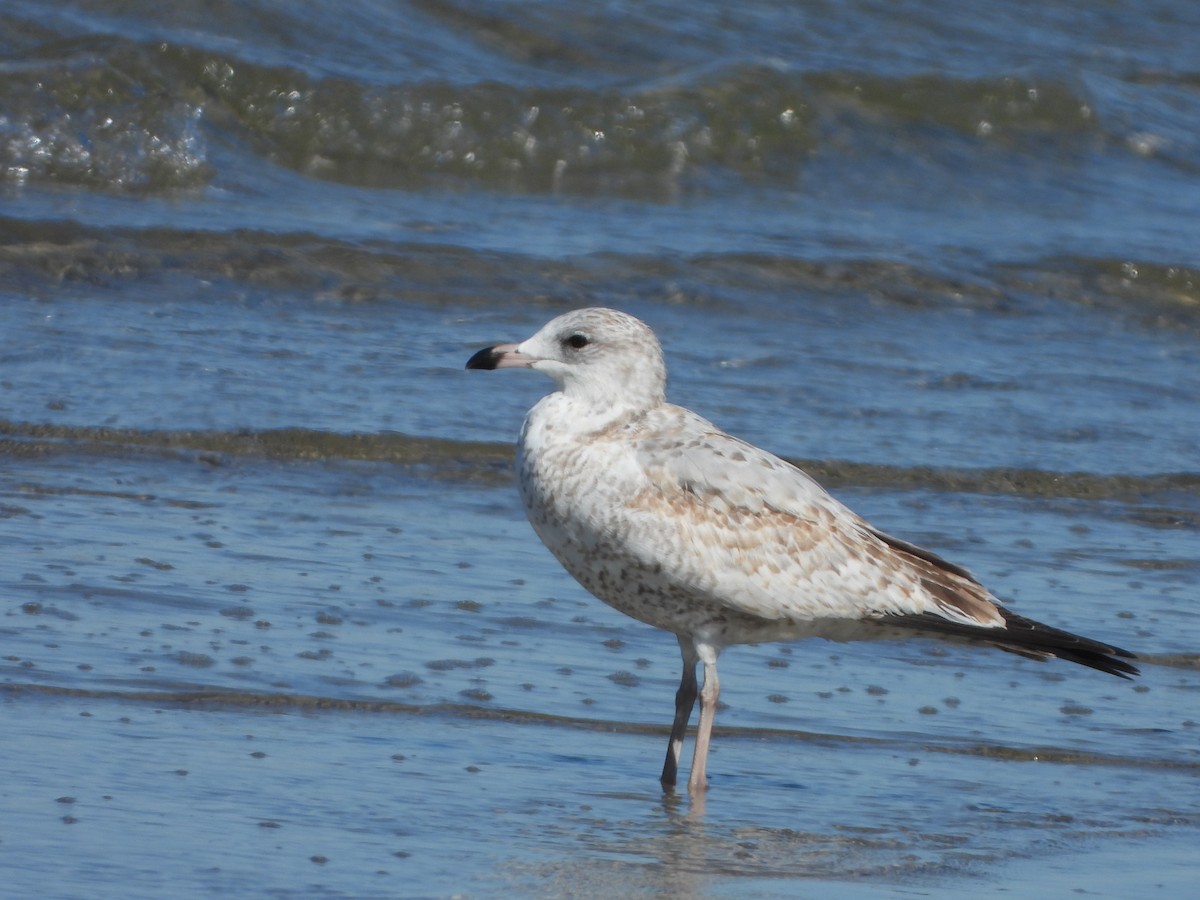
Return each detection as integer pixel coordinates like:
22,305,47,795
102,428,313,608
3,451,1197,896
2,0,1199,896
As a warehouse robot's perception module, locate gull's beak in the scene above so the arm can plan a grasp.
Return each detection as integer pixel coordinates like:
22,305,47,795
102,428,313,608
465,342,538,370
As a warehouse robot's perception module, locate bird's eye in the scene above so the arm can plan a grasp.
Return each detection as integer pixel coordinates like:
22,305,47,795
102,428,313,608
565,333,590,350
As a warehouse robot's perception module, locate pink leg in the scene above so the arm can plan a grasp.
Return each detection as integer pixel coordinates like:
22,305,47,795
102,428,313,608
660,636,699,790
686,643,720,793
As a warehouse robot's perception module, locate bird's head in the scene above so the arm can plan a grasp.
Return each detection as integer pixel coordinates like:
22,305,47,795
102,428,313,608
466,308,667,415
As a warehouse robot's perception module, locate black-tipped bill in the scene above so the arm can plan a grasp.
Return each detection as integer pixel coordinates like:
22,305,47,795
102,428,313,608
465,342,535,370
466,345,503,370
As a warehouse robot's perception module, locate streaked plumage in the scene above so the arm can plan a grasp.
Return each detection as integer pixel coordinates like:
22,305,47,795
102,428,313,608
466,307,1138,792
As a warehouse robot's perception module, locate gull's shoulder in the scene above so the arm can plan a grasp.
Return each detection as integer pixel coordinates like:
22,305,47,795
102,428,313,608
623,402,836,517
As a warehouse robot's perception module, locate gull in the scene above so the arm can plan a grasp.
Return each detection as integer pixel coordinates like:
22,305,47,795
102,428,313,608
466,308,1138,792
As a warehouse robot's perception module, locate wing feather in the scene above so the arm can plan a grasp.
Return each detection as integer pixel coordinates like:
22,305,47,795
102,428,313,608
625,406,1004,628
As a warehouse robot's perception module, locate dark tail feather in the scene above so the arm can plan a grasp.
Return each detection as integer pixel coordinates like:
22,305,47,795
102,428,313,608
883,607,1140,679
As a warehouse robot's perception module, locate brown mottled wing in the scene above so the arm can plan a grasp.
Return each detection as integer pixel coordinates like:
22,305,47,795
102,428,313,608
626,406,1006,628
623,406,1137,675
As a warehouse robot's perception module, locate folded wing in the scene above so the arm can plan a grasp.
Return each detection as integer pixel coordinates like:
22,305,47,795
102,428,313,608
626,406,1137,676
